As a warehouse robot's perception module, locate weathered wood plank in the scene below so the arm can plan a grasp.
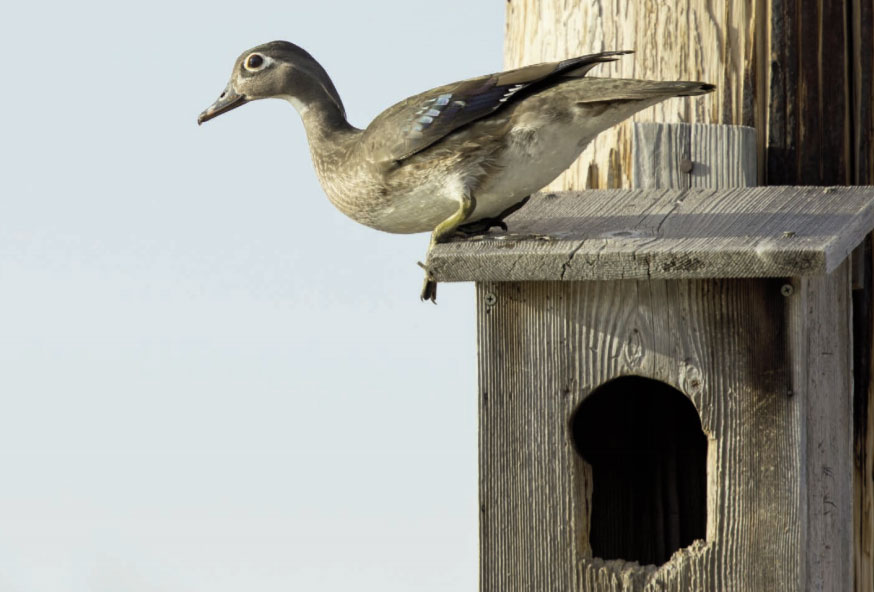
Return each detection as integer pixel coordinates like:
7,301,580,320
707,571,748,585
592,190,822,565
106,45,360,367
852,6,874,588
430,186,874,282
854,237,874,592
787,263,855,591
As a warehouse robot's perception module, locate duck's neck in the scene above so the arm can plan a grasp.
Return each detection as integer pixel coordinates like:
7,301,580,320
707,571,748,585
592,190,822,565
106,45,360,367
295,97,356,141
289,96,365,217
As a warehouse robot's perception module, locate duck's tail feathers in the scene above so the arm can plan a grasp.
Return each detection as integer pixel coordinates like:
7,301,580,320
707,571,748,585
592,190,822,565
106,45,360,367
574,79,716,103
677,82,716,96
559,50,634,78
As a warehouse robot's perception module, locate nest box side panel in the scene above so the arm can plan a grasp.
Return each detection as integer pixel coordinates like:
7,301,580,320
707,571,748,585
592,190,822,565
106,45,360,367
787,263,854,591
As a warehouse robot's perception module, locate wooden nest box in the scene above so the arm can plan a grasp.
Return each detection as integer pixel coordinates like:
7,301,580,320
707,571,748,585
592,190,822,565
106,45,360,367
429,124,874,591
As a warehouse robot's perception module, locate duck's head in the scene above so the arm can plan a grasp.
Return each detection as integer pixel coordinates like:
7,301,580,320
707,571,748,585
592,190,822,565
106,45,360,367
197,41,345,125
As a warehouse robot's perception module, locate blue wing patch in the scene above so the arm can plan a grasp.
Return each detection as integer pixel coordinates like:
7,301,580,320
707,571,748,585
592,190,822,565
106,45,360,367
406,93,456,134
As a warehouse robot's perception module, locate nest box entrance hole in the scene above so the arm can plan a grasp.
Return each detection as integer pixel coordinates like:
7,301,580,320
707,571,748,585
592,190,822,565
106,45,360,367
571,376,707,566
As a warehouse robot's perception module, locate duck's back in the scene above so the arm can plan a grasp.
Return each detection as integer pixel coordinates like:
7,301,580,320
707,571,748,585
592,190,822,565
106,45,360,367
360,52,633,166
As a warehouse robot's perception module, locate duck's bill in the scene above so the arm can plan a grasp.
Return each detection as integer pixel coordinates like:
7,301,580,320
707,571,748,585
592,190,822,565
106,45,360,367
198,85,248,125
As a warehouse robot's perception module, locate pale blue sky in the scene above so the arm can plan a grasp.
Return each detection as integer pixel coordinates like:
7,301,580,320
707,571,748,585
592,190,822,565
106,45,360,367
0,2,505,590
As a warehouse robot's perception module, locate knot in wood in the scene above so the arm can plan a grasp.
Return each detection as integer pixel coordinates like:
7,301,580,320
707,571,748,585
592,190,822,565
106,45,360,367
680,360,704,396
622,328,645,369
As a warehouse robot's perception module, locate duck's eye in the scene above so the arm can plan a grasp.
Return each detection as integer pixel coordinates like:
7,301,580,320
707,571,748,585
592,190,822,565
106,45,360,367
245,54,265,71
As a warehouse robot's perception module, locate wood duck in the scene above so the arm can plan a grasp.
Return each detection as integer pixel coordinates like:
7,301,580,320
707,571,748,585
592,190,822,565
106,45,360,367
198,41,714,301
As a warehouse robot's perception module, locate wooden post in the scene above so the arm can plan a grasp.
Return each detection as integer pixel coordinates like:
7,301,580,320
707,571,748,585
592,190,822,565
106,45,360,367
503,0,871,188
631,123,756,189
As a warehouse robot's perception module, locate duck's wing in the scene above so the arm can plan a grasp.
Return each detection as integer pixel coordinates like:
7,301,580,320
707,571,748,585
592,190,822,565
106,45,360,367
364,51,632,164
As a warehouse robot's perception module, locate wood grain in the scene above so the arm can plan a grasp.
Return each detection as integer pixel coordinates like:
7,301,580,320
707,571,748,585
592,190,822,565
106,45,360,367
429,186,874,282
852,0,874,589
766,0,852,185
854,237,874,592
788,264,855,591
853,0,874,188
631,123,756,189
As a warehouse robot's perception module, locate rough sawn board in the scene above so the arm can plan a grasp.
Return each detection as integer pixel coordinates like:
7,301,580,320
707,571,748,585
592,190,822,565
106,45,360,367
428,186,874,282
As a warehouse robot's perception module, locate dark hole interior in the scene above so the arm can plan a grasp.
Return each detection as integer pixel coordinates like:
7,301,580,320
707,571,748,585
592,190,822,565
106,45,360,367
570,376,707,566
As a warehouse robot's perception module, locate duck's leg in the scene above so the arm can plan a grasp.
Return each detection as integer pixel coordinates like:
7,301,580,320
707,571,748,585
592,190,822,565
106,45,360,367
454,195,531,236
420,193,477,302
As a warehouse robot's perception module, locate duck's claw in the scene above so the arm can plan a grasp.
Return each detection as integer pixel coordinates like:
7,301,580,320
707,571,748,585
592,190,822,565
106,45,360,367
454,195,531,237
418,261,437,303
452,218,508,238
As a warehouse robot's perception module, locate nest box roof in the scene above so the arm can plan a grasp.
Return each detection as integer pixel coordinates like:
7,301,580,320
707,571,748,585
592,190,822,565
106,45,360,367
429,186,874,282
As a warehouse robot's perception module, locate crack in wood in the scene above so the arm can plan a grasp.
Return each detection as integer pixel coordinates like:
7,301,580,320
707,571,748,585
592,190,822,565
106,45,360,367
560,240,588,280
